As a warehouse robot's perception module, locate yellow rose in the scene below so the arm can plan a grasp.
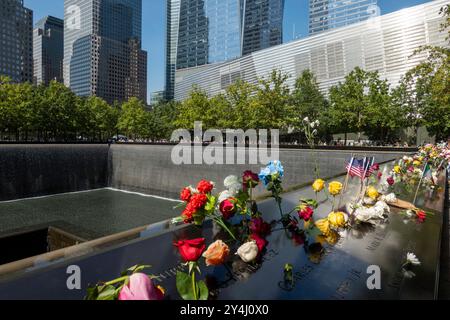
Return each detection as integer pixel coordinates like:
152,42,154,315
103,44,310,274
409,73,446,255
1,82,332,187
393,166,401,174
328,212,347,228
328,181,343,196
366,186,380,201
315,219,331,236
312,179,325,193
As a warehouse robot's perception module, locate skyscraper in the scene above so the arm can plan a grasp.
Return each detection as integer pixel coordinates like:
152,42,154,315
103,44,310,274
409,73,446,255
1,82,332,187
64,0,147,104
33,16,64,85
165,0,284,100
309,0,379,35
0,0,33,83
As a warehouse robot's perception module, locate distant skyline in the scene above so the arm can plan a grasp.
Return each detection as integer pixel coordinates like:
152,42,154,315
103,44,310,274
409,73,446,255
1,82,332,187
24,0,433,101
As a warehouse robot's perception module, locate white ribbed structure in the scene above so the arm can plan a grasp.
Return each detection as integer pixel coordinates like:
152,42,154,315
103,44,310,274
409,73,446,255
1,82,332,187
175,0,449,101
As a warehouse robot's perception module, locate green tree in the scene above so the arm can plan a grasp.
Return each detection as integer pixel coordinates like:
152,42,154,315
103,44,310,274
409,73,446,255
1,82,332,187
291,70,328,129
329,67,399,143
39,81,79,141
117,97,151,139
148,100,180,140
253,69,293,130
395,5,450,140
174,87,215,130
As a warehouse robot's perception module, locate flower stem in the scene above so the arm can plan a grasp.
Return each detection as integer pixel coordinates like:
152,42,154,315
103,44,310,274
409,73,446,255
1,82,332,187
214,216,236,241
276,197,284,219
191,269,198,300
105,276,129,286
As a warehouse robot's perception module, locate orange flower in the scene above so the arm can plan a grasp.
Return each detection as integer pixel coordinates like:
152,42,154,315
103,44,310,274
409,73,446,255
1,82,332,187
202,240,230,266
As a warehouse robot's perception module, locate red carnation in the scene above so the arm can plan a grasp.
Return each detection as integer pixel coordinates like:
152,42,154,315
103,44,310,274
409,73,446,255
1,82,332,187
299,207,314,222
197,180,214,194
250,234,267,253
249,217,271,237
174,238,206,262
189,193,208,210
180,188,192,202
181,204,195,223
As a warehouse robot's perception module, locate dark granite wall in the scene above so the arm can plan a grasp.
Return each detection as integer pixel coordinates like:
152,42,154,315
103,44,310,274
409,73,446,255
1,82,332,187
109,145,408,199
0,145,110,201
0,144,409,202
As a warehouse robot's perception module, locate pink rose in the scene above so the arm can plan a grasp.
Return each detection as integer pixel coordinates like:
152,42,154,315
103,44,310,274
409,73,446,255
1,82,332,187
118,273,164,301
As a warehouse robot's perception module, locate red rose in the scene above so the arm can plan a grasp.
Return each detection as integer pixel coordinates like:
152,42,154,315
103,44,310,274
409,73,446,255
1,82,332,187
174,238,206,262
250,234,267,253
249,218,271,237
292,232,305,247
219,198,237,220
197,180,214,194
377,172,383,180
189,193,208,210
387,176,395,186
299,207,314,222
371,163,380,171
242,171,259,189
180,188,192,202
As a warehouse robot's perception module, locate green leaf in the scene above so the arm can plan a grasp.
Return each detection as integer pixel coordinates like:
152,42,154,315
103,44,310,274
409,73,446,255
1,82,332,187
176,271,195,301
97,285,118,301
198,280,209,301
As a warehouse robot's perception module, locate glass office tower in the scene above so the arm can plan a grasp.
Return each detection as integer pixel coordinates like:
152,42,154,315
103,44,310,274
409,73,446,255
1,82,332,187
309,0,378,35
64,0,147,103
33,16,64,85
165,0,284,100
0,0,33,83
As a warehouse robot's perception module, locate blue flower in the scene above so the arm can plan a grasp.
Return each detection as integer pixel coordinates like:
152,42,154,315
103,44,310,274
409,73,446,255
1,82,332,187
259,161,284,186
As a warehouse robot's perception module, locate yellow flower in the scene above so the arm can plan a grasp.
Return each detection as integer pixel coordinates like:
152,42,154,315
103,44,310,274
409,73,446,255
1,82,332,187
413,160,421,167
328,181,343,196
393,166,401,174
328,212,347,228
312,179,325,193
366,186,380,201
315,219,331,236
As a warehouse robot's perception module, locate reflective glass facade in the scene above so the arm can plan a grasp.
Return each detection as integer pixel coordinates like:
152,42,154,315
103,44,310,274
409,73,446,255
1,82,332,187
175,0,448,101
309,0,378,35
0,0,33,83
165,0,284,100
33,16,64,85
64,0,147,103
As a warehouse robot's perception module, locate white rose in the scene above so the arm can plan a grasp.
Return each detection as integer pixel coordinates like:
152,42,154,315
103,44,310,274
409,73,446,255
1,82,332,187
381,193,397,204
224,175,240,188
224,175,242,193
236,241,259,263
218,190,233,203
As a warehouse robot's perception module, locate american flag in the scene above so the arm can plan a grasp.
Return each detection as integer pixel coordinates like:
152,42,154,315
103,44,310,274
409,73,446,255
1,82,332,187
346,157,375,179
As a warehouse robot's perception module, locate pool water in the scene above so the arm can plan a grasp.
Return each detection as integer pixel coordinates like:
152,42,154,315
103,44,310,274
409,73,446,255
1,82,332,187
0,188,182,241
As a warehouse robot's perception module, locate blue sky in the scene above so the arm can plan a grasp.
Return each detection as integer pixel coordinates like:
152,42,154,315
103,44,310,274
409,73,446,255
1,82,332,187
25,0,432,101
